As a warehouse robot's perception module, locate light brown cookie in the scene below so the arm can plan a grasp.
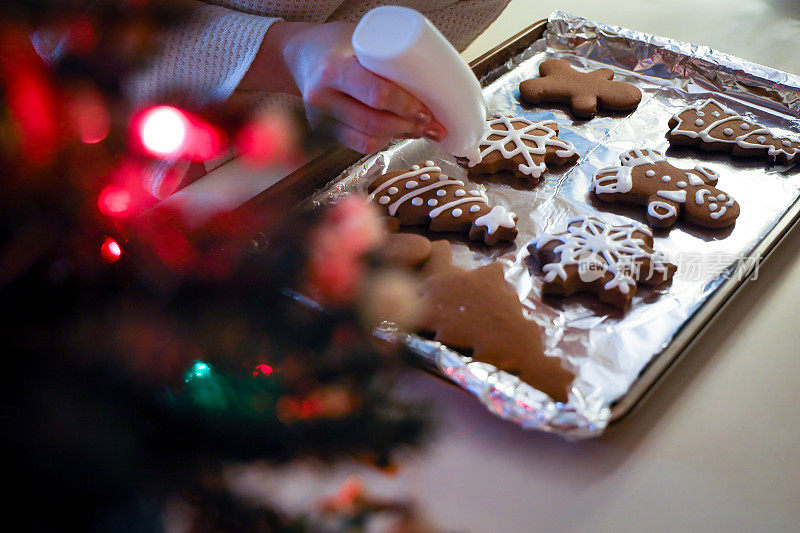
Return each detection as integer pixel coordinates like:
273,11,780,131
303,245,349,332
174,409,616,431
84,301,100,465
419,240,574,402
530,216,676,310
367,161,518,245
592,149,740,229
667,99,800,165
463,115,579,182
519,58,642,119
379,233,432,269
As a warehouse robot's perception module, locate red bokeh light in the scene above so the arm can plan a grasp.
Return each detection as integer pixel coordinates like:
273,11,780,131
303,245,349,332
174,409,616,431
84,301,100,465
97,185,133,217
70,89,110,144
253,363,274,377
132,105,227,161
101,237,122,263
236,112,299,166
0,29,60,165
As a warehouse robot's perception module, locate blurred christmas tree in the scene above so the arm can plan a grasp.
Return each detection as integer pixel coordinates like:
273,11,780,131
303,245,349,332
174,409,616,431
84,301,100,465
0,1,429,531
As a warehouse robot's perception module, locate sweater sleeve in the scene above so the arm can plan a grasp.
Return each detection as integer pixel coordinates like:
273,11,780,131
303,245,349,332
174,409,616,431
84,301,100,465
126,1,281,104
424,0,511,52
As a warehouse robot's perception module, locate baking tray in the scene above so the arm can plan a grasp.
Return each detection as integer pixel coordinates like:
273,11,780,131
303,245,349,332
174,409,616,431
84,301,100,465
246,14,800,437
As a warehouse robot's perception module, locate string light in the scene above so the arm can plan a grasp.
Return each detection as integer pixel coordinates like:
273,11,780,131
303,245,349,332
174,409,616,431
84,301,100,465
133,105,226,161
138,105,187,157
253,364,274,377
97,184,132,217
100,237,121,263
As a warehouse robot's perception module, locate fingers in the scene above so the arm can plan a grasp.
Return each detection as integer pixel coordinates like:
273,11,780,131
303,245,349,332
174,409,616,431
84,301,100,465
306,107,390,154
322,91,423,139
333,121,392,154
333,58,447,140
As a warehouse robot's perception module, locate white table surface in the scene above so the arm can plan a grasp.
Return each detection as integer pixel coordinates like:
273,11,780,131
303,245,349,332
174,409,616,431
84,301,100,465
217,2,800,530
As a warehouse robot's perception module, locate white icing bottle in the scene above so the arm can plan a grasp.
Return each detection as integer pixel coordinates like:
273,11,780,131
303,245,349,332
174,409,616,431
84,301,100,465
352,6,486,160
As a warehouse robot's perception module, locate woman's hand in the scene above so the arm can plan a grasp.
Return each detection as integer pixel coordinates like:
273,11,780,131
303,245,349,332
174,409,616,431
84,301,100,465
239,21,446,154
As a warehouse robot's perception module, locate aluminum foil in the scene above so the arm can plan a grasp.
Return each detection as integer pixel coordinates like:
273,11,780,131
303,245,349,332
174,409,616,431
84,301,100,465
308,11,800,439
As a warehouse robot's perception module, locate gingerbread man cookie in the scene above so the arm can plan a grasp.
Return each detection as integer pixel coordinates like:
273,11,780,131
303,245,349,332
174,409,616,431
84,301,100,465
419,240,574,402
530,217,676,309
519,58,642,119
368,161,518,245
592,149,740,229
464,116,578,182
668,99,800,165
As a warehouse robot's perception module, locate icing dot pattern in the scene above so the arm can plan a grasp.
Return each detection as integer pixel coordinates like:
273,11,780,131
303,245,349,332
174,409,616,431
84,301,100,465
367,162,517,243
669,99,800,164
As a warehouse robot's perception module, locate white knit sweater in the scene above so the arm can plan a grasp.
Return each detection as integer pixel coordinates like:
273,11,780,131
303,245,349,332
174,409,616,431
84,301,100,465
128,0,511,103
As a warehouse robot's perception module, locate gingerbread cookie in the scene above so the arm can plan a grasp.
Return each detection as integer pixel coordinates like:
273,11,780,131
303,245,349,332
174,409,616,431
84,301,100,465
519,58,642,119
667,99,800,164
592,149,739,229
367,161,518,245
419,240,574,402
530,217,676,309
464,116,578,182
379,233,432,269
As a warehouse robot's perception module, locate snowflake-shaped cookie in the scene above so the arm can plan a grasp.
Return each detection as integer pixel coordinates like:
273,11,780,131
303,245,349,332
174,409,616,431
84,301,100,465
464,115,578,182
530,217,676,309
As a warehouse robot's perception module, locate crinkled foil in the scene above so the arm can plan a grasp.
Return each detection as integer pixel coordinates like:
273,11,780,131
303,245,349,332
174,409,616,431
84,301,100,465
307,11,800,439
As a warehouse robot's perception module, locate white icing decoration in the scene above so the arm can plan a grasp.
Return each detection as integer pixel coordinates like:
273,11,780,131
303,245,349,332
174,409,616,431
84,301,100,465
646,170,656,177
708,202,718,210
695,189,711,205
693,166,719,182
470,205,481,213
424,160,435,167
428,197,489,218
676,181,687,188
387,178,468,216
534,217,668,294
648,200,678,221
724,198,735,207
619,149,666,167
406,180,418,189
427,199,438,207
411,197,423,206
469,190,482,196
710,206,726,219
438,174,448,180
657,190,687,203
717,194,726,201
454,189,466,197
419,173,430,180
452,208,463,217
686,173,705,186
695,119,704,126
696,111,705,117
467,116,578,178
368,164,440,200
592,166,633,195
428,196,488,218
707,196,717,202
669,99,800,161
661,175,671,182
473,206,516,234
378,196,390,205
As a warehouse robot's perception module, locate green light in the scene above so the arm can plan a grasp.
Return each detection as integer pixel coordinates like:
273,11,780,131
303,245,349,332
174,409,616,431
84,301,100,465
185,360,213,383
